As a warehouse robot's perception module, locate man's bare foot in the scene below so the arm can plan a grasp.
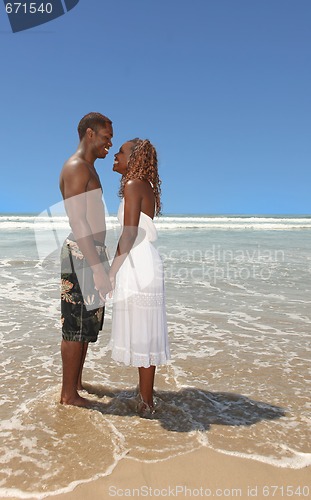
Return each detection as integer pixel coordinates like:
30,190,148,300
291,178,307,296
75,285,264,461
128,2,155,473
60,394,92,408
77,384,85,392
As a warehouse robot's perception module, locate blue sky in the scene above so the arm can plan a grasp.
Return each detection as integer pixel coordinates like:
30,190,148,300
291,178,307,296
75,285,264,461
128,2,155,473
0,0,310,215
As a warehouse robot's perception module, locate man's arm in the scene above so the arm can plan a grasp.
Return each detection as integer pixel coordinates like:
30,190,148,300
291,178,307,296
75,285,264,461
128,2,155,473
61,160,111,297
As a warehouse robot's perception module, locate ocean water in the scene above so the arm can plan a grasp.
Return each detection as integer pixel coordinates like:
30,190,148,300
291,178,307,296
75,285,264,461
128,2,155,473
0,213,311,498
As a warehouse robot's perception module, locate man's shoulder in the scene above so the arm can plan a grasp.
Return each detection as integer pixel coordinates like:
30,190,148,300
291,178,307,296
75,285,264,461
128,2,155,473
63,154,90,170
61,155,91,179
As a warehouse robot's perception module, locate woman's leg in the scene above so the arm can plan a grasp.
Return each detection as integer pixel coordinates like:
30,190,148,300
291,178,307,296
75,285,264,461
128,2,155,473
138,366,156,407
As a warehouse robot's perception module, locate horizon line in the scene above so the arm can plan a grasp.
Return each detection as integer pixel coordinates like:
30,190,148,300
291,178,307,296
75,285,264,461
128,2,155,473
0,211,310,217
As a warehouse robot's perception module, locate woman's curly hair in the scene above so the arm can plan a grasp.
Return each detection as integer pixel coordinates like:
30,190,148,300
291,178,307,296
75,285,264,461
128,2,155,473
118,138,162,215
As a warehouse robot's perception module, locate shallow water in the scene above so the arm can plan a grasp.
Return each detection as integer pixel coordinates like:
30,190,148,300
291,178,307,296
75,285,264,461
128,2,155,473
0,214,310,498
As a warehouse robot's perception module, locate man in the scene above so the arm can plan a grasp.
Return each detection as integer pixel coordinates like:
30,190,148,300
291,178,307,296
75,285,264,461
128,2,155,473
59,112,113,407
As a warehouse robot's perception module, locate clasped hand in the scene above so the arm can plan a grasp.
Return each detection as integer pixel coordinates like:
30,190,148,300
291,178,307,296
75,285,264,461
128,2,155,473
93,268,112,302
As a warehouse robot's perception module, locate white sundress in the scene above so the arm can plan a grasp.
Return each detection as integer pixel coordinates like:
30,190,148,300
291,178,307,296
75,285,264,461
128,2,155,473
110,199,170,368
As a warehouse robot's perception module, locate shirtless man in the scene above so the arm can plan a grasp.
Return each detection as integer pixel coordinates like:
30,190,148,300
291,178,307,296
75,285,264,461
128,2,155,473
59,112,113,407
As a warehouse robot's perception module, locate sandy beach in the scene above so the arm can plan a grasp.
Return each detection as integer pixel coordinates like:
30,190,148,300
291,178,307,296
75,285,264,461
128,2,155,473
3,447,310,500
1,218,310,498
53,448,311,500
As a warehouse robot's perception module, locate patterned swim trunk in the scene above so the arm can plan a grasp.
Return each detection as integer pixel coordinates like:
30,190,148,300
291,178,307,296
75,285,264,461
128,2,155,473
61,238,109,343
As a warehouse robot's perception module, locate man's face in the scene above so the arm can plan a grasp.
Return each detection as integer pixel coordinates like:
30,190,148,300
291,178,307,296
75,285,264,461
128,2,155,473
92,124,113,159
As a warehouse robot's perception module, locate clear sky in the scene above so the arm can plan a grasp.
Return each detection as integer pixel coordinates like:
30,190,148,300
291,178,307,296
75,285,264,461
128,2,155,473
0,0,310,215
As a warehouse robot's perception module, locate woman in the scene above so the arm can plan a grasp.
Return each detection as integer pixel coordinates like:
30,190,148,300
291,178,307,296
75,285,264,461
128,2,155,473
109,138,170,417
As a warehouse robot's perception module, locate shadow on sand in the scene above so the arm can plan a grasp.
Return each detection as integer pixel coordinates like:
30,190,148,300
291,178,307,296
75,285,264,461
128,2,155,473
81,383,286,433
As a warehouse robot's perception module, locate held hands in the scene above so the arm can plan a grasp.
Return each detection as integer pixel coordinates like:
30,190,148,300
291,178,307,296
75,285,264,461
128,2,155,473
93,267,112,302
108,270,116,299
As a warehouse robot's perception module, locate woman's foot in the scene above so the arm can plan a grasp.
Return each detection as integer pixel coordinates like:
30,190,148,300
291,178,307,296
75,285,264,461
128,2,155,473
136,393,156,418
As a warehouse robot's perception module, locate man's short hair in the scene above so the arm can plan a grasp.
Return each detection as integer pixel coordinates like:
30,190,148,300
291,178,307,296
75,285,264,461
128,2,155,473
78,112,112,140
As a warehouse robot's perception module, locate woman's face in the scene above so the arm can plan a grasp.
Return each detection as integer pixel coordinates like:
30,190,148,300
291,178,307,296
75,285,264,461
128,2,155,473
113,141,134,175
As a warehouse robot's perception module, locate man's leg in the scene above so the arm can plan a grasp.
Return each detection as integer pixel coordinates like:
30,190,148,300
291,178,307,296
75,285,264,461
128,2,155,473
77,342,88,391
138,366,156,407
60,340,90,407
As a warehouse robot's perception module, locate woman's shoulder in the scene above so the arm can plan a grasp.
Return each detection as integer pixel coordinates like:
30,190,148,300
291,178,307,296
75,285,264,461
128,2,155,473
124,178,151,192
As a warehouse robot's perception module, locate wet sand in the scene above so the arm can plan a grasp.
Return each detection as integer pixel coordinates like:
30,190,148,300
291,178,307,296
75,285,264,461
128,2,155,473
4,447,310,500
1,221,310,498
